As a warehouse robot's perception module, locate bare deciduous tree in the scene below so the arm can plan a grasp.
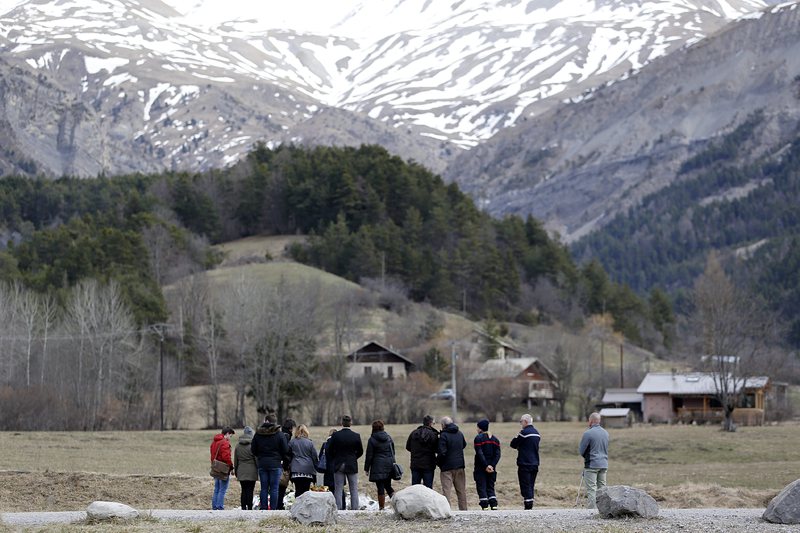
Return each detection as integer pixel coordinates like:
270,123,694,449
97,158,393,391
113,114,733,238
691,252,779,431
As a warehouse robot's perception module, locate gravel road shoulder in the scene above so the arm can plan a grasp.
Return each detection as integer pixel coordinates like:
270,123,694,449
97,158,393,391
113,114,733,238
2,508,798,532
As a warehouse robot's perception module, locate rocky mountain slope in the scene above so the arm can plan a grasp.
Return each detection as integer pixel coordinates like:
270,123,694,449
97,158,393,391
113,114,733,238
0,0,778,178
444,1,800,241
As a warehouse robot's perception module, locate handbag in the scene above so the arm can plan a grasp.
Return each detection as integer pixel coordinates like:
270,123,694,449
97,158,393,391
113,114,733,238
279,468,291,489
209,442,230,480
391,462,404,481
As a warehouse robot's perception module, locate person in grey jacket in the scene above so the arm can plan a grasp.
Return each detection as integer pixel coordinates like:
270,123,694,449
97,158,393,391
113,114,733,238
289,424,319,497
364,420,396,510
234,426,258,510
578,412,609,509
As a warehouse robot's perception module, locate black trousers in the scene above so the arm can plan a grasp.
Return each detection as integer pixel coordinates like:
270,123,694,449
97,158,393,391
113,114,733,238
474,469,497,508
293,477,312,497
518,465,539,506
374,478,394,496
239,480,256,510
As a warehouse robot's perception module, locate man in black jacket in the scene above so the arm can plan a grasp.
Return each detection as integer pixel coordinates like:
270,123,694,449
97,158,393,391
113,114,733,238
437,416,468,510
406,415,439,488
510,413,541,510
327,415,364,510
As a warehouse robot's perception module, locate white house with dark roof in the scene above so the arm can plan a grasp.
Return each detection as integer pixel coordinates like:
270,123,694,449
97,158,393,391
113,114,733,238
636,372,770,424
345,341,414,380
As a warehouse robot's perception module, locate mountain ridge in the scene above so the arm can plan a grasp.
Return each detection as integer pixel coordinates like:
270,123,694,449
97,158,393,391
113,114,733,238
0,0,778,178
445,1,800,241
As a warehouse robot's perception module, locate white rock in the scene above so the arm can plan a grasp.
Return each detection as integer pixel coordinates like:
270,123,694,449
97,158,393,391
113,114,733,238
290,491,337,525
86,501,139,520
391,485,451,520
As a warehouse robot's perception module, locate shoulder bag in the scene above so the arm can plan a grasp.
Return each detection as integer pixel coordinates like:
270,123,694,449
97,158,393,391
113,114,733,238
210,441,231,480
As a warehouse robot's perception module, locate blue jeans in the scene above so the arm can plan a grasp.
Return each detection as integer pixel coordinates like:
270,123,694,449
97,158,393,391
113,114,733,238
259,467,283,510
211,476,229,510
411,469,435,489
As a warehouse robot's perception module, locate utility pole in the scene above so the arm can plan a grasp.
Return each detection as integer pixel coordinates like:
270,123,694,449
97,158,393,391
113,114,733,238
619,343,624,388
450,343,458,422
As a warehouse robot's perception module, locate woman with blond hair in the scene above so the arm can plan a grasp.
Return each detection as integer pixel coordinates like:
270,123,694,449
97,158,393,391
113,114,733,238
288,424,319,497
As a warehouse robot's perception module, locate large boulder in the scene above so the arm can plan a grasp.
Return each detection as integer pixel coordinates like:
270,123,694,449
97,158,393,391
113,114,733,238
391,485,451,520
290,491,337,525
86,501,139,520
763,479,800,524
596,485,659,519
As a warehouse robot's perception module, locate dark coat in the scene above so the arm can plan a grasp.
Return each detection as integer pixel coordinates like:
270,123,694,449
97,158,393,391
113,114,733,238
250,423,290,470
474,432,501,471
406,424,439,471
327,427,364,475
437,423,467,472
365,430,395,481
319,439,334,488
234,437,258,481
510,424,541,467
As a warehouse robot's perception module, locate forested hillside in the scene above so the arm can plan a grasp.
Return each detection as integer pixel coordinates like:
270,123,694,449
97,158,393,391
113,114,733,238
0,144,669,343
0,144,684,430
572,114,800,346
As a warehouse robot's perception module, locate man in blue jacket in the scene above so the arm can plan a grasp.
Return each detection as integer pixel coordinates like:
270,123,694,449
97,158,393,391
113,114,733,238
578,411,609,509
473,419,501,510
510,413,540,510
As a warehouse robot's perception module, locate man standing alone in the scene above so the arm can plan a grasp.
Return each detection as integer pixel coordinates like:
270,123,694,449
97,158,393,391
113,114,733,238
579,411,609,509
437,416,468,510
406,415,439,488
510,413,540,510
327,415,364,510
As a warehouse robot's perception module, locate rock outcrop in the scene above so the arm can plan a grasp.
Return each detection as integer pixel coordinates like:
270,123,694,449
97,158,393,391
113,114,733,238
596,485,659,519
763,479,800,524
391,485,451,520
290,491,337,525
86,501,139,520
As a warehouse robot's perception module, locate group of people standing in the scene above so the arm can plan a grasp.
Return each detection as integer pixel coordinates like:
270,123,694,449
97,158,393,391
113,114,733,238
209,411,609,511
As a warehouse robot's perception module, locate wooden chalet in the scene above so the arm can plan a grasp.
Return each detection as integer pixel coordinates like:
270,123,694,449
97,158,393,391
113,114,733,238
345,341,414,380
637,372,770,425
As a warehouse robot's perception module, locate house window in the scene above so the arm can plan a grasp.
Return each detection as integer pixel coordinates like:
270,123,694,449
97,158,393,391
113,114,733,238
387,366,394,380
364,366,372,375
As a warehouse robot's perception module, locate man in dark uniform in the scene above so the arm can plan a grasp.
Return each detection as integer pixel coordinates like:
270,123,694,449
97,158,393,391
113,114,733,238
510,413,541,509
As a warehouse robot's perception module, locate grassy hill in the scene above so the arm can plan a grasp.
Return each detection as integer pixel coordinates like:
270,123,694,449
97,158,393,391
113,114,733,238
166,235,667,429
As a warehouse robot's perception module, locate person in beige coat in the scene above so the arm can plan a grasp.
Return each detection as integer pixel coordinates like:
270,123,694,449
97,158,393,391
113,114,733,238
234,426,258,510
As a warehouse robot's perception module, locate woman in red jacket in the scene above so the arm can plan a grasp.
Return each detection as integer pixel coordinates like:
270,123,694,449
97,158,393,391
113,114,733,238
210,427,235,510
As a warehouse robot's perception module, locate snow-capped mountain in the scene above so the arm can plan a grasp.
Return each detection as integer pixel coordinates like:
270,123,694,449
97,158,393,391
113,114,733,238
0,0,781,178
444,1,800,241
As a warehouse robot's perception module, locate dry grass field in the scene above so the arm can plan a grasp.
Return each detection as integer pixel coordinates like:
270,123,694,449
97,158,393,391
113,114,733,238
2,421,797,514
